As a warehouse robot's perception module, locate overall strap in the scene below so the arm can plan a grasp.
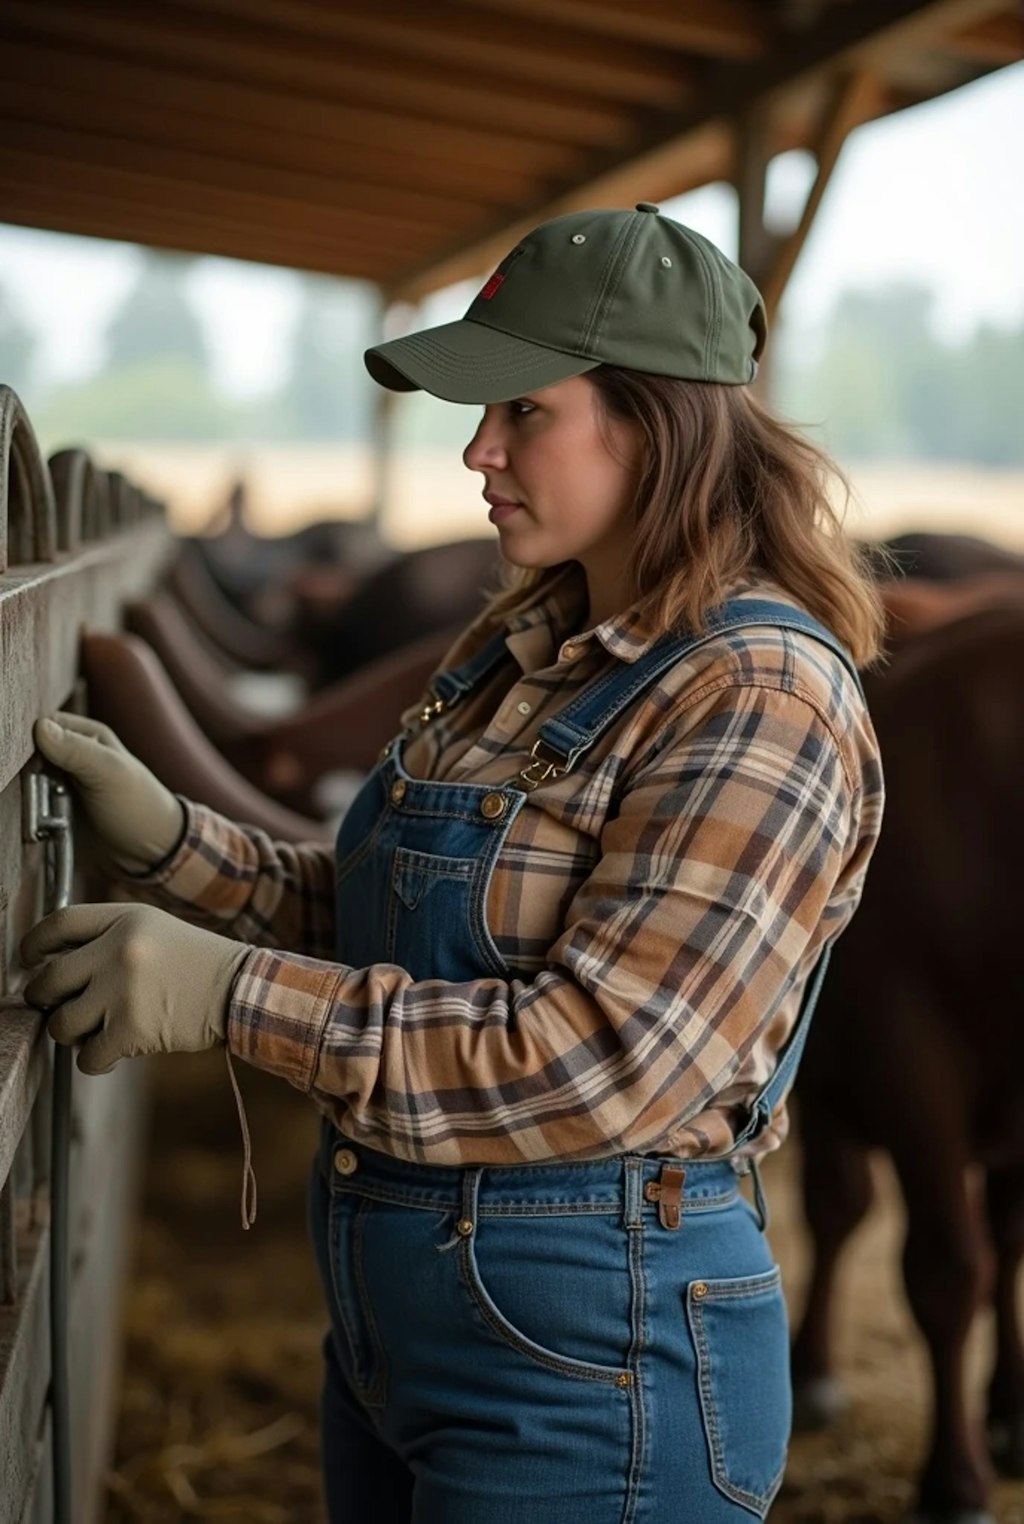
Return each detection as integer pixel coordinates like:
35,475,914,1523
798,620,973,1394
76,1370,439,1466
728,942,832,1152
522,598,857,1154
416,629,513,725
534,599,862,772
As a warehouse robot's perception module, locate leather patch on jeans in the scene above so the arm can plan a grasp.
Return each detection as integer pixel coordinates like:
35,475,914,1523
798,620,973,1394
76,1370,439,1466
644,1165,685,1230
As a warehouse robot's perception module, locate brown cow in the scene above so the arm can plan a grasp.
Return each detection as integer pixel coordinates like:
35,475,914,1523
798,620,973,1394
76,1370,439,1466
791,602,1024,1524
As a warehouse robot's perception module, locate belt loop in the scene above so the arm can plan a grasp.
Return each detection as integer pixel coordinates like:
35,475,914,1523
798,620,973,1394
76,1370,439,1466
623,1158,644,1229
749,1157,770,1232
459,1168,481,1237
644,1164,685,1231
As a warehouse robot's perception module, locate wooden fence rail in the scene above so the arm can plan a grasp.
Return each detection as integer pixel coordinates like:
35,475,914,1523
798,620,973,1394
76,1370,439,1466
0,384,172,1524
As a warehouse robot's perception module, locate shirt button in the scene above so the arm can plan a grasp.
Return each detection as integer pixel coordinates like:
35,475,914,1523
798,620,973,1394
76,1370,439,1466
390,780,407,805
333,1147,358,1176
516,700,532,715
480,791,508,820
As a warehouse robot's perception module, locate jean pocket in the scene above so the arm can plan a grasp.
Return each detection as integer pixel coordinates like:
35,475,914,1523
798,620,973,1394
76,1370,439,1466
458,1211,632,1385
685,1266,791,1517
327,1192,388,1406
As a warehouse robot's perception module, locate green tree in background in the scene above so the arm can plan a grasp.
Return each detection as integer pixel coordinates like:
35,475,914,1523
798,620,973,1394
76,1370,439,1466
275,276,376,442
35,250,235,444
0,284,37,399
105,251,210,371
775,281,1024,465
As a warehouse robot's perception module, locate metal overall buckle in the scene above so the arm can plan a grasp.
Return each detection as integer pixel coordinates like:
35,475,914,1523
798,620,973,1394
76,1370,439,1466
418,692,446,726
517,738,565,792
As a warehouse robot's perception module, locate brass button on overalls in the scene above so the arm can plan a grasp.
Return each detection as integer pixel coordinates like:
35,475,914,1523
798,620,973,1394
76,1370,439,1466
333,1148,358,1176
480,792,507,820
391,780,407,805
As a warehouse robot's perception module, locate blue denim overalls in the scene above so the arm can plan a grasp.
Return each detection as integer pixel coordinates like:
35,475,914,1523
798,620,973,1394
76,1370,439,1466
308,599,861,1523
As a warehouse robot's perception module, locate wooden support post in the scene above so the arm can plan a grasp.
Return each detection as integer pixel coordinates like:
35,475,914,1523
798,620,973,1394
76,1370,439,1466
759,71,883,320
733,71,882,398
368,298,419,537
734,101,779,399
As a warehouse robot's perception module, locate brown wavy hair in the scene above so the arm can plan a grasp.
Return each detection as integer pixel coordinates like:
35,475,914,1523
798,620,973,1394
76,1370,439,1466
483,367,885,667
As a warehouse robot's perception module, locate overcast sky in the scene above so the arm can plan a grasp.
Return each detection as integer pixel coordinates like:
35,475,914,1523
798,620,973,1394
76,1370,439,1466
1,60,1021,394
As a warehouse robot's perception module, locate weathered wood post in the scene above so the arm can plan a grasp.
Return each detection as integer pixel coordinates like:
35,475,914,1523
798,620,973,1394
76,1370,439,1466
0,386,173,1524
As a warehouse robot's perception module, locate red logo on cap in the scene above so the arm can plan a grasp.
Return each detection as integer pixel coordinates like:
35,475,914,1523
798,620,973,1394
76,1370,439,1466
479,272,505,301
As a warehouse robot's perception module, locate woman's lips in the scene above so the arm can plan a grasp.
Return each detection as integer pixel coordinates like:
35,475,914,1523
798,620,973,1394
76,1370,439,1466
487,501,522,524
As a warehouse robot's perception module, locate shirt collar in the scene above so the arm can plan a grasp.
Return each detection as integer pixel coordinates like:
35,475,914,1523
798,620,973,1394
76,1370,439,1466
503,564,664,666
501,565,808,668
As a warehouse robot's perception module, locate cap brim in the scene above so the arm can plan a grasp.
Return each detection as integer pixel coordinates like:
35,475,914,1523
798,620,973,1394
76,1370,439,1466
364,318,599,403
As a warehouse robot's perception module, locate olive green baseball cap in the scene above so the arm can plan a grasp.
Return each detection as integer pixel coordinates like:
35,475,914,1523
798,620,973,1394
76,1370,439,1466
364,204,766,403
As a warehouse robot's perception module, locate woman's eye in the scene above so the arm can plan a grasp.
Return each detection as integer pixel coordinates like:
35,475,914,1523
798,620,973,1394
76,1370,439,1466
508,400,536,419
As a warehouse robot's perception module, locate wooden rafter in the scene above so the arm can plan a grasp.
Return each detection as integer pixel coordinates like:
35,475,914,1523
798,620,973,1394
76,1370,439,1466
757,72,887,320
0,37,581,182
158,0,698,107
1,2,636,147
0,0,1017,294
460,0,772,58
945,10,1024,60
387,0,1012,299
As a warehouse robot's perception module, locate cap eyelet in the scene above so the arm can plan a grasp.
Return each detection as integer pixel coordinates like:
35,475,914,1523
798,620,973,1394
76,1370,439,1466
571,234,586,245
661,256,672,268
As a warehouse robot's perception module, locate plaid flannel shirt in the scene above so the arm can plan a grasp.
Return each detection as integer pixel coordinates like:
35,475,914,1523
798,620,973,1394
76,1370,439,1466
136,566,884,1166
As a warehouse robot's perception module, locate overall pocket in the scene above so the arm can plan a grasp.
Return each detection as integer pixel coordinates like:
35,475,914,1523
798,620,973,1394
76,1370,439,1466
388,847,508,980
686,1265,791,1517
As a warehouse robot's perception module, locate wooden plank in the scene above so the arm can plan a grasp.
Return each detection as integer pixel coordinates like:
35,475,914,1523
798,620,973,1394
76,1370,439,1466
0,141,458,249
387,121,733,300
758,72,886,320
161,0,696,106
387,0,1010,299
0,120,489,234
0,1011,45,1218
0,1067,142,1524
0,35,580,180
461,0,771,57
0,78,539,209
0,527,173,798
1,2,634,147
945,9,1024,60
0,1212,48,1524
0,184,404,283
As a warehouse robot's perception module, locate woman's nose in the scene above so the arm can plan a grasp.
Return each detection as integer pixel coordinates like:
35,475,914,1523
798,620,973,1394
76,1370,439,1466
463,418,508,473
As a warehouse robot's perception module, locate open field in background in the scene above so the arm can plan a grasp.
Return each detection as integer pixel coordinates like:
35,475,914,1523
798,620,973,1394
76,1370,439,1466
99,443,1024,553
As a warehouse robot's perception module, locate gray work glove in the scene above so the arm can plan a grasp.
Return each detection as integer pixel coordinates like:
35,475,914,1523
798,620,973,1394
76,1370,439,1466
21,902,249,1074
34,711,186,875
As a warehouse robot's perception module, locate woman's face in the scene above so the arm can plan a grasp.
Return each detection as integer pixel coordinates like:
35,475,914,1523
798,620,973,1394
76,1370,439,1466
462,375,641,610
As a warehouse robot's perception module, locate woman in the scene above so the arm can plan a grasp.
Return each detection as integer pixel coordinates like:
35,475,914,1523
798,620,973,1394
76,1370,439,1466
23,205,884,1522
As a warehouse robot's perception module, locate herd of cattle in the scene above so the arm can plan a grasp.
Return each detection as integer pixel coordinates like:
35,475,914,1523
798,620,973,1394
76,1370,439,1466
86,496,1023,1524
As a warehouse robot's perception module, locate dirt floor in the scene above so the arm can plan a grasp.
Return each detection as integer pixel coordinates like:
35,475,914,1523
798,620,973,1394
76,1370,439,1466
103,1054,1024,1523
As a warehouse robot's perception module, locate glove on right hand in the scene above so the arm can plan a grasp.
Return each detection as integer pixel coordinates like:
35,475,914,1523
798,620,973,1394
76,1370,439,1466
33,711,186,875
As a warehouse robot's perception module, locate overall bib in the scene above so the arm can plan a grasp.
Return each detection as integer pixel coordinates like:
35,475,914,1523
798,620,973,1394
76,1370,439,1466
308,600,860,1524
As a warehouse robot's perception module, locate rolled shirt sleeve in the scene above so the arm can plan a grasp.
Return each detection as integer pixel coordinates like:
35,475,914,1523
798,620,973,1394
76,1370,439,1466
225,680,864,1164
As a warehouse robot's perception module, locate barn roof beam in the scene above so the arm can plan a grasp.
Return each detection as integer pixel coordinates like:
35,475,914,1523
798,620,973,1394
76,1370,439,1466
0,37,580,185
152,0,700,108
459,0,772,58
0,2,640,148
386,0,1011,301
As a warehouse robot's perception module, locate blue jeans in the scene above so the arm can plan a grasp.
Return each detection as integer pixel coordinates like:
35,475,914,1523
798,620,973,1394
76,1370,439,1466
308,1123,790,1522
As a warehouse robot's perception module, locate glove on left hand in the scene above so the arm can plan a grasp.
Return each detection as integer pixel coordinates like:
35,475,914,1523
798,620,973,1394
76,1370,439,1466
21,903,251,1075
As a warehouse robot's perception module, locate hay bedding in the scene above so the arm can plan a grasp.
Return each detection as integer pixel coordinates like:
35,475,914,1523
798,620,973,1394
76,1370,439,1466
104,1056,1024,1522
